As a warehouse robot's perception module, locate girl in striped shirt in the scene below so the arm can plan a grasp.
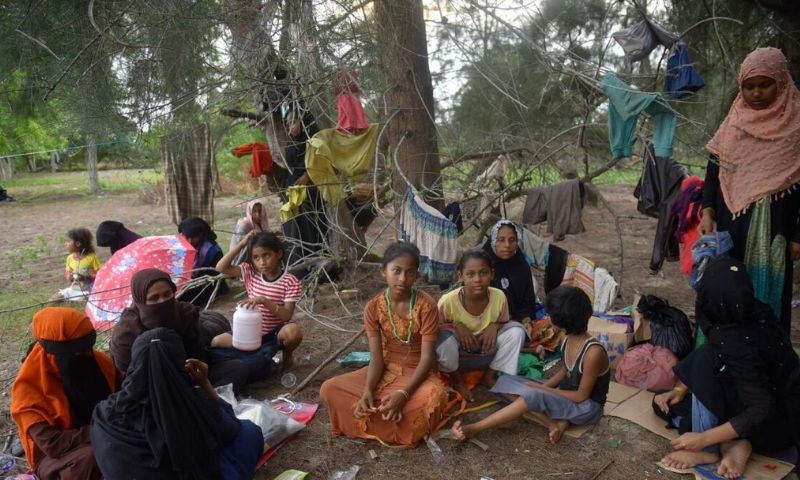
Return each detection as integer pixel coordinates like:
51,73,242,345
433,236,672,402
216,231,303,370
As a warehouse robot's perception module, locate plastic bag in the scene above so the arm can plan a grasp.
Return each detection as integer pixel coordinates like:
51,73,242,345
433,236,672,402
636,295,693,359
237,399,305,449
213,385,305,449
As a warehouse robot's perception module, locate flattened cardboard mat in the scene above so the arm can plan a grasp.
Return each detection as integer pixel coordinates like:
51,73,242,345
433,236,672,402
605,385,794,479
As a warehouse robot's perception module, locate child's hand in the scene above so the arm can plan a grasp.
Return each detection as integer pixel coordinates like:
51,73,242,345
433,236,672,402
354,391,377,418
479,323,499,352
534,344,546,360
239,296,267,309
455,323,478,352
378,391,406,423
239,229,257,246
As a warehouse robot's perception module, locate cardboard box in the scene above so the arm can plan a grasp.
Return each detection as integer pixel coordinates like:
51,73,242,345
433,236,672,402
588,309,643,368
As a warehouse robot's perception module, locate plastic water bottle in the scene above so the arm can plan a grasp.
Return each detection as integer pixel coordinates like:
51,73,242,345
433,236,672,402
281,372,297,388
425,436,445,464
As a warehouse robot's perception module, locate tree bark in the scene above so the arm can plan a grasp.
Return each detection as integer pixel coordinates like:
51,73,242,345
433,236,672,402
86,134,99,194
375,0,443,209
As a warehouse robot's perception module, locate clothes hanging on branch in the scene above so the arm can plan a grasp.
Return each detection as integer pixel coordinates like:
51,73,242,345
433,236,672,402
280,186,308,223
441,202,464,233
161,123,217,225
612,19,678,63
399,187,458,285
544,244,568,294
522,179,585,241
602,73,677,159
664,43,705,99
667,176,704,276
231,142,273,177
304,124,379,205
633,144,687,273
334,70,369,134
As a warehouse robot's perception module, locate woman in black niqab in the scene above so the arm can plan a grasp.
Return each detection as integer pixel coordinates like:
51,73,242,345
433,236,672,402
92,328,263,480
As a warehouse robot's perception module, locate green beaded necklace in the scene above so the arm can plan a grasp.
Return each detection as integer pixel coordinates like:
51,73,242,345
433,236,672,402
384,287,416,344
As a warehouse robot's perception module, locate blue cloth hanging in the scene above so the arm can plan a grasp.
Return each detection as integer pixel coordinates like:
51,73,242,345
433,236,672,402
665,43,705,99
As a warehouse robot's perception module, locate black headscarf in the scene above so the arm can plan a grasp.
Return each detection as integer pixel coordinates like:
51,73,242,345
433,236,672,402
92,328,223,480
482,220,537,321
694,257,798,385
178,217,217,243
38,329,111,426
96,221,142,254
111,268,203,373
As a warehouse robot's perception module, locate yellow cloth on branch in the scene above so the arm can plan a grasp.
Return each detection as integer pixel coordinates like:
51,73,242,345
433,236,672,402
304,124,379,204
280,186,308,222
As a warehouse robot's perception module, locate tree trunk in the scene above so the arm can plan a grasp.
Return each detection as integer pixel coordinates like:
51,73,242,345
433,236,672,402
375,0,443,209
86,135,99,194
0,157,13,180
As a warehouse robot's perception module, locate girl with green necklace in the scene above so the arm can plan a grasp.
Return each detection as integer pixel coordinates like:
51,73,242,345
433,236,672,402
320,242,448,447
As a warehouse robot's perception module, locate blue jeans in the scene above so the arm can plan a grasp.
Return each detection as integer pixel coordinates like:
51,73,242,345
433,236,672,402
691,394,721,454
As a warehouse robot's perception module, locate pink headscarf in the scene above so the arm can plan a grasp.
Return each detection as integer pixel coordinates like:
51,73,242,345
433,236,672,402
241,199,268,232
706,47,800,216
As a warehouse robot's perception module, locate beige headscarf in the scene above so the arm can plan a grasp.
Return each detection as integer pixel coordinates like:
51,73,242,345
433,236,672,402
244,199,268,232
706,47,800,216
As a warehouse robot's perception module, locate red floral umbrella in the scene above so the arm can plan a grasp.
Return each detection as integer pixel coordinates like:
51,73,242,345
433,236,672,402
86,235,196,331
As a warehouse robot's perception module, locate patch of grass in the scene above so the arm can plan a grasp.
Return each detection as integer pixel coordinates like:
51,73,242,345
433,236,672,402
4,169,162,200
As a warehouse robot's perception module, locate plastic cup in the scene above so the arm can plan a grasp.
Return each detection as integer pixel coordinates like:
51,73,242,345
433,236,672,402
281,372,297,388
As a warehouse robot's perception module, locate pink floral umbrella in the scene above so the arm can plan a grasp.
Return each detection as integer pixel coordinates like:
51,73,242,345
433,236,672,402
86,235,196,331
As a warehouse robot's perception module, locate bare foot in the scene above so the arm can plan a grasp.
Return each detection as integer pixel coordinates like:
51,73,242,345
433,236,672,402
718,439,751,479
548,419,569,444
450,420,474,441
453,382,473,402
660,450,720,471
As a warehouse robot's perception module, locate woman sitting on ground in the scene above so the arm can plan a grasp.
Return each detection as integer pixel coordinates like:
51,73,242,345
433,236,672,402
436,248,526,400
95,221,142,255
451,286,609,444
483,220,562,353
92,328,263,480
656,257,800,479
110,268,252,392
229,199,268,266
483,220,537,323
11,307,119,480
178,216,229,306
320,242,448,447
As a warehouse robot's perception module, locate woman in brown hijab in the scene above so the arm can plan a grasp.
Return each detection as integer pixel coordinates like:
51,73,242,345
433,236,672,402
110,268,249,391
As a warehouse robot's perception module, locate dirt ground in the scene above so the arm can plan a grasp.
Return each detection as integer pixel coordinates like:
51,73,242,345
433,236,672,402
0,182,798,479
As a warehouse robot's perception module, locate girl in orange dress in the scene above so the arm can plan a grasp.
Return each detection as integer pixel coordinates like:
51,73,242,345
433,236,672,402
320,242,448,446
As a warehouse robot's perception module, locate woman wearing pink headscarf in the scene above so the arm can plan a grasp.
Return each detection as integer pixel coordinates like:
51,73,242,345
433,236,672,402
229,199,269,266
699,47,800,333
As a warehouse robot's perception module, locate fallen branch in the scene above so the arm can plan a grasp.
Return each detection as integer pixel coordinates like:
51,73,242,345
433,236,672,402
290,327,365,396
589,459,613,480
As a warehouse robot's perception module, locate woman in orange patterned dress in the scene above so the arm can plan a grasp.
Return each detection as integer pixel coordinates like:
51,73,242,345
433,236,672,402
320,242,448,446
